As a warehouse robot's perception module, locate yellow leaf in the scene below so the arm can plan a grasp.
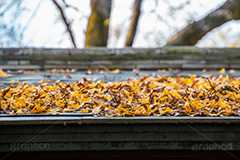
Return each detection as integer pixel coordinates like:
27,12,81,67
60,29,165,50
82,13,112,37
229,69,236,73
106,96,112,101
170,91,181,99
157,69,166,72
226,75,229,81
165,107,172,114
224,107,232,115
30,104,45,113
183,102,192,112
231,42,237,48
80,108,89,113
190,75,196,81
216,98,227,108
46,97,52,102
111,69,122,74
60,83,65,88
163,89,169,95
71,103,80,109
124,90,131,97
0,69,9,77
5,93,12,98
103,18,110,26
71,90,80,98
158,109,164,115
186,79,193,85
98,80,103,86
198,91,204,97
209,100,218,108
218,74,223,81
219,68,225,73
190,101,200,110
38,79,45,83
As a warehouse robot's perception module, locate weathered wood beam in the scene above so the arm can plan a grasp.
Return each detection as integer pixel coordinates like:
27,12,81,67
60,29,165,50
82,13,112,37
1,47,240,70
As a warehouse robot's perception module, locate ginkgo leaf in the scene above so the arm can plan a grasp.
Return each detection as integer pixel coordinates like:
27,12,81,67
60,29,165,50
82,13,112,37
0,74,239,117
219,68,225,73
0,69,9,77
165,107,172,114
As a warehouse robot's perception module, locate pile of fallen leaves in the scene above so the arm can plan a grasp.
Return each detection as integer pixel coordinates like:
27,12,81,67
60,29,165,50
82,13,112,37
1,74,240,117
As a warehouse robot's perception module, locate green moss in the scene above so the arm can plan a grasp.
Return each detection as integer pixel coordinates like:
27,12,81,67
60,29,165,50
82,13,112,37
232,2,240,19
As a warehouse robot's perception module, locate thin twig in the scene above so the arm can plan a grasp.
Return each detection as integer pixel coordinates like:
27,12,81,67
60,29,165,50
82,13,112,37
62,0,79,11
206,78,217,93
219,86,236,95
62,0,69,7
52,0,77,48
20,1,43,39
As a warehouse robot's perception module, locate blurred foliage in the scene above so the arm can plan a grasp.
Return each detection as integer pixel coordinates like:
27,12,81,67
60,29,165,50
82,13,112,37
0,0,239,48
0,0,23,47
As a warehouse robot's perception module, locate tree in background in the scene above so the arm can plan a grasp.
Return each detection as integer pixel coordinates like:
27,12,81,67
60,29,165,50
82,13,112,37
166,0,240,46
1,0,240,48
85,0,112,47
49,0,240,48
125,0,142,47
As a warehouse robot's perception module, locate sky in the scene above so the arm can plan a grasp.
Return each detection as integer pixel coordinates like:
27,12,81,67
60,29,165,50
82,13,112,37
2,0,240,48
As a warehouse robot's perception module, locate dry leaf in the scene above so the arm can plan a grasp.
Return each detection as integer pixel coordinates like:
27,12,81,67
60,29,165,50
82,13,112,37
0,74,240,117
0,69,9,77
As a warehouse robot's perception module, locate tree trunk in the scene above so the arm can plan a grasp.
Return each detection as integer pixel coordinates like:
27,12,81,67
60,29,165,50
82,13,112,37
166,0,240,46
85,0,112,47
125,0,142,47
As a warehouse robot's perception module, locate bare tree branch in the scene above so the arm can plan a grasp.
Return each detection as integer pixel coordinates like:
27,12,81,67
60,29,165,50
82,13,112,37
20,0,43,39
61,0,79,12
52,0,77,48
166,0,240,46
125,0,142,47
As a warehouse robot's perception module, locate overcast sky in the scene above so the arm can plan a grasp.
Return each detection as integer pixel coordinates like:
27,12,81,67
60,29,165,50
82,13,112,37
9,0,240,48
